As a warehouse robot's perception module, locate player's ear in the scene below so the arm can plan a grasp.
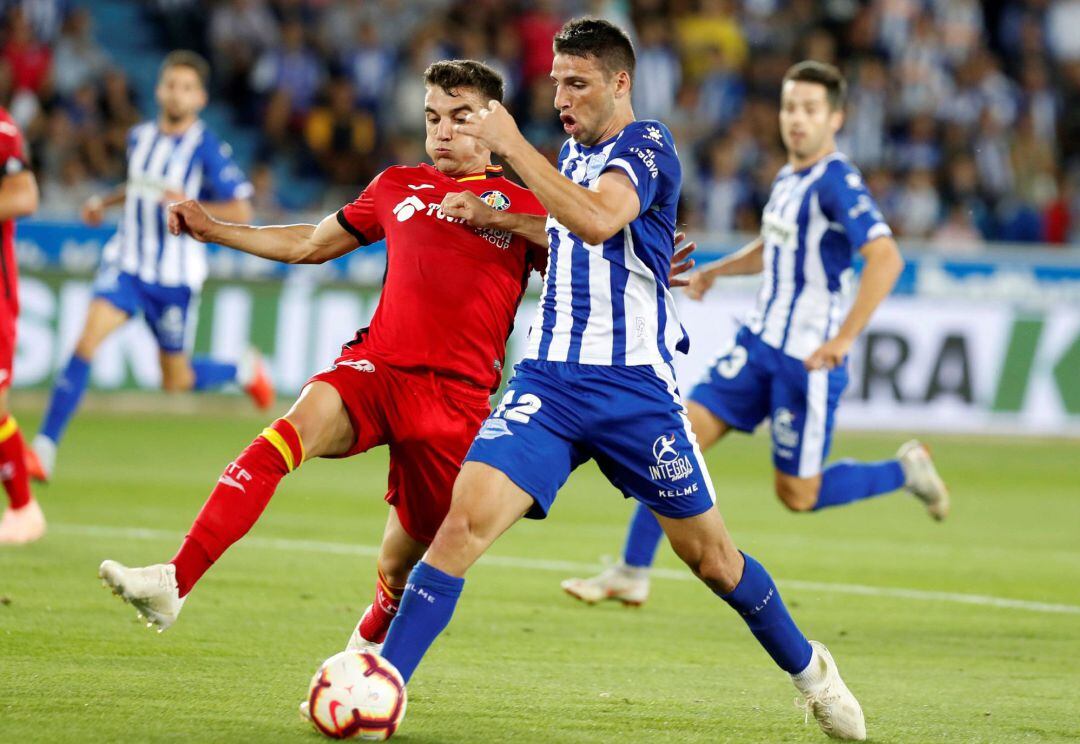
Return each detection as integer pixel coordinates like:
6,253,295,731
830,108,844,133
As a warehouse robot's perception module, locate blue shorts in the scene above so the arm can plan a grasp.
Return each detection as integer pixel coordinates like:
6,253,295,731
93,266,197,354
689,326,847,478
464,359,716,520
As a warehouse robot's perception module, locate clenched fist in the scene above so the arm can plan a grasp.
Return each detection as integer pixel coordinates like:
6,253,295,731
168,200,218,243
440,191,499,229
81,195,105,226
453,100,524,157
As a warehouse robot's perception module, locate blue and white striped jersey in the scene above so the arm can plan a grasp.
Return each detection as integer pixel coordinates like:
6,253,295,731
745,152,892,360
102,120,253,290
524,120,688,366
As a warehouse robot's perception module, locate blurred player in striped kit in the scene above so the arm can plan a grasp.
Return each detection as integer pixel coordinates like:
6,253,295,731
562,61,950,611
26,51,272,483
0,105,42,544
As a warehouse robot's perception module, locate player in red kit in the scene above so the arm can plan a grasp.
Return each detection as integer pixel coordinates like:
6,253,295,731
97,61,551,644
0,106,42,545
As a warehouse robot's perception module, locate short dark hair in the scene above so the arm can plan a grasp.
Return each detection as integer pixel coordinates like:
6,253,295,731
159,50,211,89
553,17,635,80
424,60,504,103
782,60,847,110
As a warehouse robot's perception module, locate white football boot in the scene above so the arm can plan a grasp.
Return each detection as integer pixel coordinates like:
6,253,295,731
793,641,866,741
897,440,950,521
0,498,46,544
346,604,385,655
561,561,650,606
99,560,186,632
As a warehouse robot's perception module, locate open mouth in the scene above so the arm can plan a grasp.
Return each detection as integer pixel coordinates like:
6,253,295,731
560,113,578,134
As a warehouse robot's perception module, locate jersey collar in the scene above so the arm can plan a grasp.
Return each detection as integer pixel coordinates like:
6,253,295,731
454,164,503,182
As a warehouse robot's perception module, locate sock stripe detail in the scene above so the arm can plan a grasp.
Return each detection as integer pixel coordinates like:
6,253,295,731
0,415,16,443
259,426,296,472
377,566,404,600
274,418,305,465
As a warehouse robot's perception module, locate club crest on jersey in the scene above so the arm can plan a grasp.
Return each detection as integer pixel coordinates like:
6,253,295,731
480,190,510,211
649,434,694,482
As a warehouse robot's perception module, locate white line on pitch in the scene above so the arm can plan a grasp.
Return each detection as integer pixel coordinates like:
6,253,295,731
53,523,1080,616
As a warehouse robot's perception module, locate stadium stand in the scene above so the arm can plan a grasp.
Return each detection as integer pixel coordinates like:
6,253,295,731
2,0,1079,247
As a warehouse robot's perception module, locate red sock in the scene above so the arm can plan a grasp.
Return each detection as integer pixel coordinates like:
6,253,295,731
171,419,304,597
358,565,405,644
0,415,31,510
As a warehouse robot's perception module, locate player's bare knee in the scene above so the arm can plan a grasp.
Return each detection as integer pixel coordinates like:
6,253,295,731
689,547,742,595
775,474,818,512
425,511,482,575
432,508,476,550
160,375,187,393
73,336,100,360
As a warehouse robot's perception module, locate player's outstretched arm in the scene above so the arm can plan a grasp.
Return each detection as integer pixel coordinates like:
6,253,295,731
684,237,764,300
198,197,253,225
440,191,548,246
168,200,360,265
455,101,638,245
162,191,252,227
805,235,904,370
0,170,38,221
81,187,125,226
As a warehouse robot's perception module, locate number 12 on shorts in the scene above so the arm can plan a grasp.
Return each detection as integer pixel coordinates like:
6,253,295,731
493,390,542,423
477,390,543,440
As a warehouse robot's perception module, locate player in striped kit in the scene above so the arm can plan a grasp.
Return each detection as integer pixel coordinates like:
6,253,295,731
562,61,950,610
376,22,868,740
26,51,271,483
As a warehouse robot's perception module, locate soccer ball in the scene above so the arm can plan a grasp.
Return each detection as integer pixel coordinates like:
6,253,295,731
306,651,407,740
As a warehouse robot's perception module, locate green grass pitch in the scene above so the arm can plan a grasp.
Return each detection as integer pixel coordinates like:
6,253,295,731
2,400,1078,742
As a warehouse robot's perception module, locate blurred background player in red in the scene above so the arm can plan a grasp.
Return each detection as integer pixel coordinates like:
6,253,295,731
97,60,551,646
0,104,42,544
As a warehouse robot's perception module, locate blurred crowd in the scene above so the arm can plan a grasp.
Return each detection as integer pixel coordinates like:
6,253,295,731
3,0,1080,248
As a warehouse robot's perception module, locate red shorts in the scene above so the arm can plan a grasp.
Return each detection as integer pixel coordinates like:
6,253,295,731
307,348,491,544
0,299,15,391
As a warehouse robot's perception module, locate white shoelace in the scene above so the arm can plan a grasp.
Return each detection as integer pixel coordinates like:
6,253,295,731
795,690,839,732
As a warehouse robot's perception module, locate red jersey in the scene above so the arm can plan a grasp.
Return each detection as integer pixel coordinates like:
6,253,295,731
0,107,28,312
336,163,547,391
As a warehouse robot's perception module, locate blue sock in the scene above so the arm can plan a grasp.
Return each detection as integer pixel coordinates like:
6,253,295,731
813,459,906,511
381,561,465,683
191,357,238,391
40,354,91,444
622,503,665,568
720,552,812,674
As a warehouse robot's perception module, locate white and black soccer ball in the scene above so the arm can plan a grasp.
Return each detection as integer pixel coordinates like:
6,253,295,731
306,651,407,740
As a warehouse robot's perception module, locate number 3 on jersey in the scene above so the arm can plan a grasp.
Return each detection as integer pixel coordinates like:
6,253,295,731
493,390,542,424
